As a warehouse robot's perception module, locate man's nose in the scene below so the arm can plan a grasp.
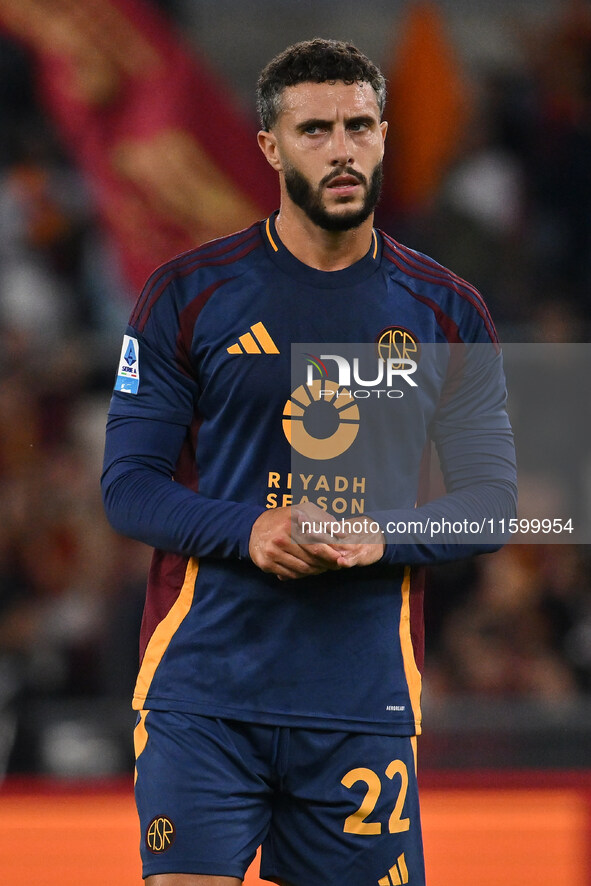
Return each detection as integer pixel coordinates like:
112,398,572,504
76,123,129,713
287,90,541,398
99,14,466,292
329,126,353,166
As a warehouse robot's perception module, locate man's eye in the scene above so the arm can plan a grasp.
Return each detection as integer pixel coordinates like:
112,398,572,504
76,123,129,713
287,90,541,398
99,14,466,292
349,121,369,132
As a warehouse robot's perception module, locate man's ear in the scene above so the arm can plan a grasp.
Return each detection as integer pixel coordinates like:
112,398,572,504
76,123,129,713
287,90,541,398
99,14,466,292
258,130,283,172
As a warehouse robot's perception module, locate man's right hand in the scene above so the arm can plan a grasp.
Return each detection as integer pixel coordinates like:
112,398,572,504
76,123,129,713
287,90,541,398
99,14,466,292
248,506,343,580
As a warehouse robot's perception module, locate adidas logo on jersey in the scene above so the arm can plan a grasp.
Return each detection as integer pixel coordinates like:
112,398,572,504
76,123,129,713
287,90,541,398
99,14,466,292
378,852,409,885
227,322,279,354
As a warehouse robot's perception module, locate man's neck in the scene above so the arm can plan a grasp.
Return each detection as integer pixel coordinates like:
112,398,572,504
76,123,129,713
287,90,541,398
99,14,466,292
274,204,374,272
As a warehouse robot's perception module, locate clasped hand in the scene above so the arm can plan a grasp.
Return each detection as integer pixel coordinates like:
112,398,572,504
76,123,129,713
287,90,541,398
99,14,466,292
248,502,385,580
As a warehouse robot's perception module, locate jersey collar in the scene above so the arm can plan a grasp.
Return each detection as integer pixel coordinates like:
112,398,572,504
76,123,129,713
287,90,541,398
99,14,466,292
262,212,382,290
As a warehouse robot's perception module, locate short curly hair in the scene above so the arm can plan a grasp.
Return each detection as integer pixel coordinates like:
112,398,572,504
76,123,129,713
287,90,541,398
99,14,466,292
256,38,387,131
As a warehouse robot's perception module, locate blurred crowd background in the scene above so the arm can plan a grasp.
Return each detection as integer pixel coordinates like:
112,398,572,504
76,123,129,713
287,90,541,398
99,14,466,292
1,0,591,778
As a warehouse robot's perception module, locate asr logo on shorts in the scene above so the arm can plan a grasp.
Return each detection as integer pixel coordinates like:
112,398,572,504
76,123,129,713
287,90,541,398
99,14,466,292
146,815,176,853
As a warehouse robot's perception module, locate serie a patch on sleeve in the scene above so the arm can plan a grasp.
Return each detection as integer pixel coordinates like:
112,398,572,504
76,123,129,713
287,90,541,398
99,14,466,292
114,335,140,394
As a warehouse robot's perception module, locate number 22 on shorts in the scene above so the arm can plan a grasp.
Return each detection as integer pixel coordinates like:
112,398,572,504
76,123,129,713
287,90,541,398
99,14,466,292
341,760,411,835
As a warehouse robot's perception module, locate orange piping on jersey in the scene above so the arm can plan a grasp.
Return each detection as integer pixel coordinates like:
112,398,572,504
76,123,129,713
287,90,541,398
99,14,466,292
399,565,422,733
133,709,150,784
133,557,199,708
266,217,279,251
372,229,378,259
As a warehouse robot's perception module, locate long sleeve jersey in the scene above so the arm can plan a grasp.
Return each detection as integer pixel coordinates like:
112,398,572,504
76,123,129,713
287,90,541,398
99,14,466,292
102,213,516,735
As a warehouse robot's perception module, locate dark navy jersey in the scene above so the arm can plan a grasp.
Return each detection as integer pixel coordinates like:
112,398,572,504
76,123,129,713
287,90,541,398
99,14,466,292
102,213,516,735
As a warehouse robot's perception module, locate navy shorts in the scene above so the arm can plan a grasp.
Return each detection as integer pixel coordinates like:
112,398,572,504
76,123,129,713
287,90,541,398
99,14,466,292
135,710,425,886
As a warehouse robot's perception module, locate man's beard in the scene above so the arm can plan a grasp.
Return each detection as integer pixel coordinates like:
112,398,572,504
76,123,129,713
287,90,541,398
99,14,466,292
283,161,383,232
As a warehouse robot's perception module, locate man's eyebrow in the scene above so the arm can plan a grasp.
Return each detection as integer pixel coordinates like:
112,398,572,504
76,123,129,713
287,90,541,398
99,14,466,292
345,114,378,127
295,117,331,131
295,114,378,132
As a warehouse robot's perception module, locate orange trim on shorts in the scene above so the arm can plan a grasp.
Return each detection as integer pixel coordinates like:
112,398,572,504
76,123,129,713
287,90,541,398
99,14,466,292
133,710,150,784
